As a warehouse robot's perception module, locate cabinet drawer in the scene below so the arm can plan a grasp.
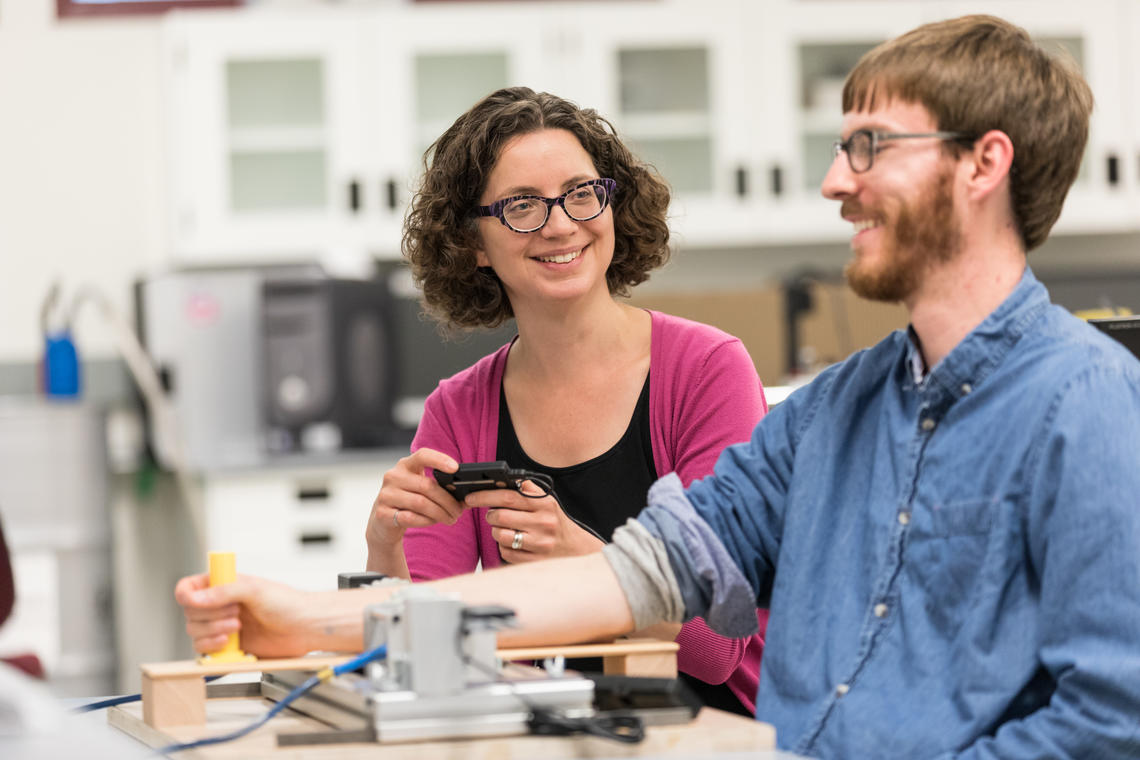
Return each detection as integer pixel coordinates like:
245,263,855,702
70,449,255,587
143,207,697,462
201,462,392,591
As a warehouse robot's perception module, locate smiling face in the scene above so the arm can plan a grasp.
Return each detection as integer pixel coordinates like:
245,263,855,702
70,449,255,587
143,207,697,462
822,100,964,304
474,128,616,312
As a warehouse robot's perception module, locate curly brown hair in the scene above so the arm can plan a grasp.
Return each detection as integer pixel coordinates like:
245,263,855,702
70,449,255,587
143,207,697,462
403,87,672,329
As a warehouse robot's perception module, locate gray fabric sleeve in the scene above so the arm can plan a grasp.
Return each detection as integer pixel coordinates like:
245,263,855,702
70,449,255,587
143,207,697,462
602,518,686,630
636,474,761,639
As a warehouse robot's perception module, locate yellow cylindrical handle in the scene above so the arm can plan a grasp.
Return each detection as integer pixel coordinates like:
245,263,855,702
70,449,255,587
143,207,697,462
198,551,255,664
208,551,238,588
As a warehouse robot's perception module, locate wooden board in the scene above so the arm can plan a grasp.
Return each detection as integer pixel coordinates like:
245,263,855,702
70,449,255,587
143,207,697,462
109,699,776,759
142,640,679,681
138,640,680,729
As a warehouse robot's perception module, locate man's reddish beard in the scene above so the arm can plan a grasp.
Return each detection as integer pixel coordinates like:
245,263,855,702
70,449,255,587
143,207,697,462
843,166,962,303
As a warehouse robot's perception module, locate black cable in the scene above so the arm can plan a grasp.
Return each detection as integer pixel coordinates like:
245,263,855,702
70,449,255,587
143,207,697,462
527,707,645,743
459,630,645,744
507,467,606,543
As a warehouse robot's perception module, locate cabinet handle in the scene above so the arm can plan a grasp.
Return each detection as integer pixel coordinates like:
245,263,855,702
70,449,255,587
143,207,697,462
297,486,330,501
348,180,361,213
1106,154,1119,187
770,165,784,198
385,179,399,211
735,166,749,198
299,531,333,547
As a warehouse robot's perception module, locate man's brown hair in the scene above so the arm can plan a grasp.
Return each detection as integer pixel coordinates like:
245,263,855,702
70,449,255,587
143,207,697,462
843,15,1093,251
403,87,671,330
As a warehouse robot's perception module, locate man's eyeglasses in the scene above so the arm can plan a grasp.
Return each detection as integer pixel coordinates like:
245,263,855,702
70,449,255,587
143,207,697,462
474,178,617,233
833,130,977,173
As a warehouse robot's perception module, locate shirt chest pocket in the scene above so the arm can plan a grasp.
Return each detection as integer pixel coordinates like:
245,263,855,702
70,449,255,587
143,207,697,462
904,497,1003,635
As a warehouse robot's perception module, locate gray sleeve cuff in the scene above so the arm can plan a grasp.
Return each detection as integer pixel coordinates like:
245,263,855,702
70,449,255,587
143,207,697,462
636,474,760,639
602,519,686,630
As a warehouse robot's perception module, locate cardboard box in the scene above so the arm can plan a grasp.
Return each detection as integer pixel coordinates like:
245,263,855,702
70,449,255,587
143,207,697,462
630,281,908,387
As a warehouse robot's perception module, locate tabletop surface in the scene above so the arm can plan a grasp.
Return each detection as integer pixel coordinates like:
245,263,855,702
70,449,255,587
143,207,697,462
107,695,793,760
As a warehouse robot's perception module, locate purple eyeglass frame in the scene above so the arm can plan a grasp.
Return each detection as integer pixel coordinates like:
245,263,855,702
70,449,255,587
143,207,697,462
474,178,617,233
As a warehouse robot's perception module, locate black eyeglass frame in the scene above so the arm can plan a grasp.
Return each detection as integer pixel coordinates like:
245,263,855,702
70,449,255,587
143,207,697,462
833,130,977,173
474,178,617,233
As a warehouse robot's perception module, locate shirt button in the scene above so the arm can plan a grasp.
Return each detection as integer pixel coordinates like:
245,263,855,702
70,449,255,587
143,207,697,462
961,383,973,395
921,417,936,431
835,683,850,696
898,511,910,525
873,603,888,618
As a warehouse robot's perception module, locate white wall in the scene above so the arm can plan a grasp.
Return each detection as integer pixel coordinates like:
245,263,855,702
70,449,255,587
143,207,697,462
0,0,166,362
1,0,1137,366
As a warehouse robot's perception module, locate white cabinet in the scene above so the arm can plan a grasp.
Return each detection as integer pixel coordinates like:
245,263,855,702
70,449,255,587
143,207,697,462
920,0,1137,235
163,5,569,267
200,459,394,592
0,401,115,697
1119,0,1140,212
163,10,384,267
740,0,927,243
161,0,1139,267
565,0,762,247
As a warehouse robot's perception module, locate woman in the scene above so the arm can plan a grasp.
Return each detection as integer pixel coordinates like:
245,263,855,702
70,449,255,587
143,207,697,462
364,87,769,715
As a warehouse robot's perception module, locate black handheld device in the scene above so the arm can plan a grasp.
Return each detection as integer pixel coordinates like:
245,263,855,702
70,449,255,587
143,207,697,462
434,460,529,500
433,461,604,543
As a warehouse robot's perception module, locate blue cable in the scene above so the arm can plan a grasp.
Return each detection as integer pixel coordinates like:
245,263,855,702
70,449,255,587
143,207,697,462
73,693,143,712
72,676,225,713
157,645,387,755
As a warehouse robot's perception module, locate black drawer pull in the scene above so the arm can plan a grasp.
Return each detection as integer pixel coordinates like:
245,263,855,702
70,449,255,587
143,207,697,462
385,179,398,211
770,165,783,197
348,179,361,212
297,487,330,501
299,532,333,546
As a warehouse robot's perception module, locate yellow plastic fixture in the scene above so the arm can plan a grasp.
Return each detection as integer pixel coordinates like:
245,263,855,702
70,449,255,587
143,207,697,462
197,551,256,664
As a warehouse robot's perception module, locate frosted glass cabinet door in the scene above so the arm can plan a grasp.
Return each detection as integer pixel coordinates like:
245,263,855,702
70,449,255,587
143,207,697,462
362,4,551,253
742,0,924,242
164,12,371,264
1128,0,1140,227
921,0,1136,234
571,0,763,247
225,58,328,213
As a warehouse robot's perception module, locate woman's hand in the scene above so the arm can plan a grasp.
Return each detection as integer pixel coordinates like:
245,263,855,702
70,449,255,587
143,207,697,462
467,480,605,563
365,449,464,573
173,573,319,658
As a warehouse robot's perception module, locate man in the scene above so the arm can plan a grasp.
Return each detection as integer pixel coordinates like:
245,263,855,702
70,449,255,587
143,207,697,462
177,15,1140,758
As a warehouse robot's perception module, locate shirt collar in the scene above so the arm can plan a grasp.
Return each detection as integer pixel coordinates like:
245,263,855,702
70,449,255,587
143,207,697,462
903,266,1049,398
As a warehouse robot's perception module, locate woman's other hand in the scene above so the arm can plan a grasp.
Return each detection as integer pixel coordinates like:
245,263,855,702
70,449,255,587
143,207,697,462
469,480,604,562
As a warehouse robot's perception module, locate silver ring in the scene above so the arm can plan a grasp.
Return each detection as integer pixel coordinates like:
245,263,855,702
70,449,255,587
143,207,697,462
392,509,402,529
511,530,524,551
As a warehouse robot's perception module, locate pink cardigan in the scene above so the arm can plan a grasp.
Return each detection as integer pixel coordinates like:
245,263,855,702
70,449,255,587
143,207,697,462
404,310,770,712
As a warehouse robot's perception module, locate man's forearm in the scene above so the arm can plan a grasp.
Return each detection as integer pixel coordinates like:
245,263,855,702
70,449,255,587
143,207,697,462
304,552,636,652
428,553,636,646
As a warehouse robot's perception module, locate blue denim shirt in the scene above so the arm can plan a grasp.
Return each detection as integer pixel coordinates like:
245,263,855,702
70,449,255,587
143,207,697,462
641,268,1140,758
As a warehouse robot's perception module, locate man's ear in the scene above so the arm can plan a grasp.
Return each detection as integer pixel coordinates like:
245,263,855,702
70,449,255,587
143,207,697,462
965,129,1015,202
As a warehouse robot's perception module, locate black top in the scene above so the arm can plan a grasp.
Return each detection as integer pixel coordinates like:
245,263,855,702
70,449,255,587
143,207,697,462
495,373,751,716
497,375,656,542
